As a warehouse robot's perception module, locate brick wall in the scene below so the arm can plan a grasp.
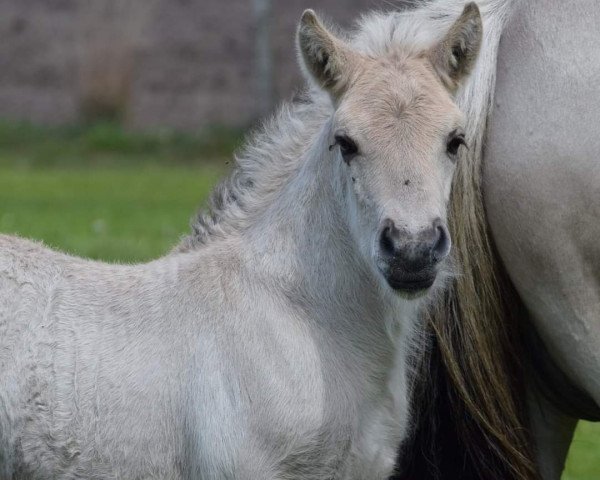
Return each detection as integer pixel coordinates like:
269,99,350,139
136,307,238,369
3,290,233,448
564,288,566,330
0,0,385,131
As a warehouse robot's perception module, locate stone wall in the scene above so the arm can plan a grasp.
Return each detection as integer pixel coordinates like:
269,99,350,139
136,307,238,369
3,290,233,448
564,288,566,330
0,0,382,131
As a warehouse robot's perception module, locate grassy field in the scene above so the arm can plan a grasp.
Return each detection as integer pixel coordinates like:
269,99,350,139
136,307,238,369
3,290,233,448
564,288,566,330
565,421,600,480
0,167,223,261
0,121,234,261
0,121,597,477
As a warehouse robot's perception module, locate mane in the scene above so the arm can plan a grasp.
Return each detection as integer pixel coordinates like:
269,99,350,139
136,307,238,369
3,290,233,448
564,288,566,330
177,88,331,251
179,2,539,479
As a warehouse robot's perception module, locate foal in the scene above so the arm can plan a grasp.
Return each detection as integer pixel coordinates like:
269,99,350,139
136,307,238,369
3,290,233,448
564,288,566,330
0,6,481,479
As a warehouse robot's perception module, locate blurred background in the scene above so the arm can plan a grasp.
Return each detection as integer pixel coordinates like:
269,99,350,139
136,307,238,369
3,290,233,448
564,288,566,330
0,1,597,477
0,0,374,129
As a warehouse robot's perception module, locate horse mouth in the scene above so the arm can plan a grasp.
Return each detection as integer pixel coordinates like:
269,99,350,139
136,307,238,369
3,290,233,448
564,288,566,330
384,275,435,294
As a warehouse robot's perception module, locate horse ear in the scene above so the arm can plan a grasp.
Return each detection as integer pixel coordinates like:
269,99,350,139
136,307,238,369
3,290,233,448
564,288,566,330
297,10,354,99
428,2,483,93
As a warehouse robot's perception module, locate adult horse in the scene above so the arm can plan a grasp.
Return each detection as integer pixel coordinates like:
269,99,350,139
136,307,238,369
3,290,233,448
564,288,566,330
347,1,600,479
0,7,483,479
486,2,600,477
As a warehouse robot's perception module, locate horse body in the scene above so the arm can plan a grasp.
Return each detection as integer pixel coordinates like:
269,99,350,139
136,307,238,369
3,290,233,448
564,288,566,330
0,6,482,476
0,196,412,478
488,0,600,401
0,235,198,478
485,0,600,476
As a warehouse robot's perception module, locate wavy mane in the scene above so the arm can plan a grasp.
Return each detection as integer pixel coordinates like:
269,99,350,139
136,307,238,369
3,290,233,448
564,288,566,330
177,89,331,250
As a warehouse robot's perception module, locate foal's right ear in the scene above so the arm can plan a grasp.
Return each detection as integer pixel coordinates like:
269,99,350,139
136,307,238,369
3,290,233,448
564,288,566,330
427,2,483,93
297,10,355,100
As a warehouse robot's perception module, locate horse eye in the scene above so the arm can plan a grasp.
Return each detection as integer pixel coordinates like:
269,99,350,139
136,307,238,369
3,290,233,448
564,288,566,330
334,134,358,163
446,131,467,158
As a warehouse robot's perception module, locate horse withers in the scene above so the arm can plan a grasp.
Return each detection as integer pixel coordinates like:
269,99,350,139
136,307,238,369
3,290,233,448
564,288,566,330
0,6,482,479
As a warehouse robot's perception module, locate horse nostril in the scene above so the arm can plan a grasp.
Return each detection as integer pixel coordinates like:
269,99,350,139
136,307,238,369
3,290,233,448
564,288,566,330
379,219,399,257
431,222,451,261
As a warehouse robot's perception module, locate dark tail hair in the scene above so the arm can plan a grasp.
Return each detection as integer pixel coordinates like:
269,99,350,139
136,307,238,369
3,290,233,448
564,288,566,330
394,268,538,479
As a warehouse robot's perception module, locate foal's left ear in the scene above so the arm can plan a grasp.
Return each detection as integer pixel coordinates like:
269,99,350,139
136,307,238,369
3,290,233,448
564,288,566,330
427,2,483,93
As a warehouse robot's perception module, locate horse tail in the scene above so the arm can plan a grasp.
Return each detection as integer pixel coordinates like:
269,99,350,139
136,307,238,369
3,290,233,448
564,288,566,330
396,1,540,479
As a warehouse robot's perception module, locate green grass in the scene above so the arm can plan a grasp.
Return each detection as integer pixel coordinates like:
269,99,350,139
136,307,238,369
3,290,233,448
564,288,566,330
0,121,598,476
0,120,234,261
564,421,600,480
0,166,222,262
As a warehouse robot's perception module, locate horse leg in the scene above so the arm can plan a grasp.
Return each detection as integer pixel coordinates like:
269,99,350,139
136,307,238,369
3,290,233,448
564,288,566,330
527,388,577,480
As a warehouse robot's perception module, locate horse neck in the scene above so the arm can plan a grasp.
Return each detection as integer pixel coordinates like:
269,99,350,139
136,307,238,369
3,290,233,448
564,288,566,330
242,123,417,337
238,121,422,412
245,126,350,286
